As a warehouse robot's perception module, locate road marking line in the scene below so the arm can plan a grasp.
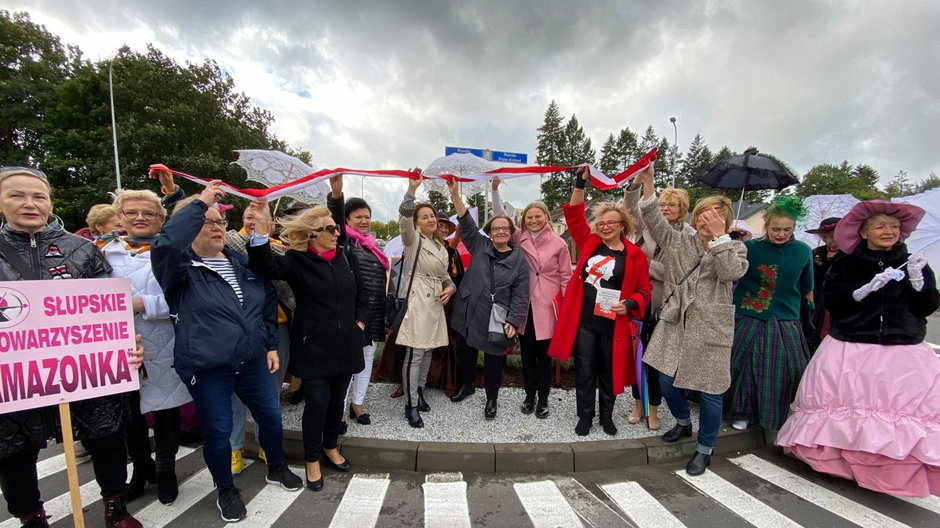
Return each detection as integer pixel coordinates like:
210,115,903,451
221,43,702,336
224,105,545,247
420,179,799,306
676,469,800,528
925,340,939,350
600,481,686,528
554,478,630,527
423,472,471,528
328,474,390,528
730,454,909,528
135,459,254,527
513,480,583,528
0,446,197,528
238,464,306,527
897,495,940,515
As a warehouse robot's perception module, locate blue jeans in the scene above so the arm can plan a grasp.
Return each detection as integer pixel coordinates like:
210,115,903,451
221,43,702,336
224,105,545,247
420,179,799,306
659,372,723,454
230,325,290,450
187,357,285,489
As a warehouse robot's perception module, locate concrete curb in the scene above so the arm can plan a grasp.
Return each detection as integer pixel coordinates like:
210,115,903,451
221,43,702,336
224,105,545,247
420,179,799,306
247,424,768,473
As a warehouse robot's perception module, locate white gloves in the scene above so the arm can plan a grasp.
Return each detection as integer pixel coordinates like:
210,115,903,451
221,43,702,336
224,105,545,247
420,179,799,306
852,267,905,301
908,252,928,291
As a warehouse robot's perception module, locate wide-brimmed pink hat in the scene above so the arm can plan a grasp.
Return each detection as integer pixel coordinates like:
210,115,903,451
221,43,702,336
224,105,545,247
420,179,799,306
834,200,925,254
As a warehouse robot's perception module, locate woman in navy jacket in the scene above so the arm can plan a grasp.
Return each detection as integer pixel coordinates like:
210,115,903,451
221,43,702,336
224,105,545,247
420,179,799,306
151,181,302,522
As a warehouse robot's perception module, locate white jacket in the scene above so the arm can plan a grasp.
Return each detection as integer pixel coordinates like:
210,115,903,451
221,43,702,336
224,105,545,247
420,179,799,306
102,239,192,413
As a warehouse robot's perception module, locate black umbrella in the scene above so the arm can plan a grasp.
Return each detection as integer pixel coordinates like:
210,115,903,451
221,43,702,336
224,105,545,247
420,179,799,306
697,147,799,217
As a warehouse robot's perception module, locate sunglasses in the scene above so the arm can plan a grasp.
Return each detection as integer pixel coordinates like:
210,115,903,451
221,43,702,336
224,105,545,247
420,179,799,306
310,224,340,236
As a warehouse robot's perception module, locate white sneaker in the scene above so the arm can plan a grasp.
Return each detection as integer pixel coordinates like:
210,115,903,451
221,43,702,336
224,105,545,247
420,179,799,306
731,420,749,431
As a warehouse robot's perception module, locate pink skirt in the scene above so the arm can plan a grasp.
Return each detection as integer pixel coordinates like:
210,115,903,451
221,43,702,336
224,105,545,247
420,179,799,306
776,336,940,497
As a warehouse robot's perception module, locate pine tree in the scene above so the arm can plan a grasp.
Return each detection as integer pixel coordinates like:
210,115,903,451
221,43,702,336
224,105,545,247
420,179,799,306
536,101,570,210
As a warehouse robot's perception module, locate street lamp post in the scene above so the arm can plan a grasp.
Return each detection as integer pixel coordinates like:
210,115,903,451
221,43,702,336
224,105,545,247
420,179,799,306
109,60,122,190
669,117,678,187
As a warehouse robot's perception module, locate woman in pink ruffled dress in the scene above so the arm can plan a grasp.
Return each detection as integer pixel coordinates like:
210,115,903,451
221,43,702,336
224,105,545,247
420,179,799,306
776,200,939,497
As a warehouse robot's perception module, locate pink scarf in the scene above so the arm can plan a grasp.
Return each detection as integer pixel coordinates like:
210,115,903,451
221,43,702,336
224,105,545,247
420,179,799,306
309,247,337,261
345,225,390,271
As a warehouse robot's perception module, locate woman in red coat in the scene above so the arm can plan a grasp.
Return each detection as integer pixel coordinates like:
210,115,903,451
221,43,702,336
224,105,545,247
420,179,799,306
548,169,651,436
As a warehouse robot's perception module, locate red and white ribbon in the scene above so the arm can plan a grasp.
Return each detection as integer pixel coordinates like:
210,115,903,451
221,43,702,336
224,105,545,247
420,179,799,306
150,148,656,201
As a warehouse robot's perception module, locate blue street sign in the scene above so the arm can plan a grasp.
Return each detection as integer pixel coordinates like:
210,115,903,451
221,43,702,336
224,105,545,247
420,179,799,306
444,146,528,164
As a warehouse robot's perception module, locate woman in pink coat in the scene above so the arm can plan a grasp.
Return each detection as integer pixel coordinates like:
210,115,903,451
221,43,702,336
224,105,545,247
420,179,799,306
492,178,572,418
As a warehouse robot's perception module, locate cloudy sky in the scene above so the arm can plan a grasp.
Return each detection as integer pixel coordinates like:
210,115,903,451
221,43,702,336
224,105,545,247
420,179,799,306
10,0,940,221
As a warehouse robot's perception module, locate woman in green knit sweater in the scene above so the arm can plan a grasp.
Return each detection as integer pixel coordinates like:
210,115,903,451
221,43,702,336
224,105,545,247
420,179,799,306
728,196,814,431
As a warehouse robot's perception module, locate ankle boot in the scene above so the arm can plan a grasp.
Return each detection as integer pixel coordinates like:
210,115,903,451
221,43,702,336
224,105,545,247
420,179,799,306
417,387,431,412
20,508,49,528
600,415,618,436
484,399,498,420
103,494,142,528
449,385,475,403
405,405,424,428
125,458,156,502
156,470,179,505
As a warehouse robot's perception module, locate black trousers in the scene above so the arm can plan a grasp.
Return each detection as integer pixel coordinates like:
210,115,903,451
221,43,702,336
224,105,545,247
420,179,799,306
456,334,479,390
483,354,504,401
0,447,41,518
302,375,352,462
124,390,182,473
519,312,552,400
574,325,615,419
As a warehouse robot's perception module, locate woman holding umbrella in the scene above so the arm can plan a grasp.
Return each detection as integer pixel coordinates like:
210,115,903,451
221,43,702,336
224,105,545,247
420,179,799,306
726,196,815,432
776,200,939,497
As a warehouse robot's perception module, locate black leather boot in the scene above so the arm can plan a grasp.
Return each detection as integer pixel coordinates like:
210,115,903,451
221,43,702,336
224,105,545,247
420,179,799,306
599,415,618,436
520,393,535,415
20,508,49,528
417,387,431,412
125,457,156,502
156,470,179,505
484,399,497,420
662,423,693,443
405,405,424,428
449,385,475,403
686,451,711,476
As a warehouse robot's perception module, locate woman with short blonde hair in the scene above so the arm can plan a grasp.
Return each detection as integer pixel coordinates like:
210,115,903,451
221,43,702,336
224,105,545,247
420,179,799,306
85,204,122,238
278,205,332,251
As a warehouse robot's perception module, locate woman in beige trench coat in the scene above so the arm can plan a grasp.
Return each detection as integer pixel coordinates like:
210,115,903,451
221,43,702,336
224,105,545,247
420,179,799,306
394,174,456,428
632,166,748,477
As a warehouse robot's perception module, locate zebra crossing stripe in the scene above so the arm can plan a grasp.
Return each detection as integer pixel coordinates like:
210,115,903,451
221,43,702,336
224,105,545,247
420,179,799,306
328,474,390,528
423,472,471,528
600,481,686,528
513,480,583,528
675,469,801,528
554,478,630,527
134,460,254,527
0,446,197,528
897,495,940,515
729,454,909,528
237,465,306,527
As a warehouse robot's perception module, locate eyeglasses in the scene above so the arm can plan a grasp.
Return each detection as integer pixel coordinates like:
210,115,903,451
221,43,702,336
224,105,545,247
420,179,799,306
203,219,228,228
489,226,511,233
595,220,621,228
121,209,160,220
310,224,340,236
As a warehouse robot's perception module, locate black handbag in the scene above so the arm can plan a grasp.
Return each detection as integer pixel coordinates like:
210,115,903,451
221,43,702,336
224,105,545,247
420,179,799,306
385,237,421,330
486,258,515,348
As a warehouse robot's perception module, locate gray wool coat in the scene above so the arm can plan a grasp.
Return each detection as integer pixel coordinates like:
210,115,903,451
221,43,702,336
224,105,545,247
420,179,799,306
639,196,749,394
450,213,530,355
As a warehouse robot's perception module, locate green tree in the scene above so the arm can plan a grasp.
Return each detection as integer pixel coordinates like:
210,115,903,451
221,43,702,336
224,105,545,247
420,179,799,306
884,170,915,198
385,220,400,239
40,44,298,227
0,11,71,165
426,189,450,213
796,162,886,201
674,134,715,206
914,173,940,194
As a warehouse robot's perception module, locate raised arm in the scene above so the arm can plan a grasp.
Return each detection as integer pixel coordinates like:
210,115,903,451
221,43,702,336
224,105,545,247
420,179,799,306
152,180,225,291
245,199,296,281
327,175,347,246
399,172,423,247
448,179,488,254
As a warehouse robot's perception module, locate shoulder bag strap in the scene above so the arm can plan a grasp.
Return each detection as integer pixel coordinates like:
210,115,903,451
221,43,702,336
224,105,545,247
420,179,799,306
660,256,702,308
403,236,422,300
0,236,40,280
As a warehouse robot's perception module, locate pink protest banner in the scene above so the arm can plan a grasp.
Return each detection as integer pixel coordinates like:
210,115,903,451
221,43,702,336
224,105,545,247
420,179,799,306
0,278,139,414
